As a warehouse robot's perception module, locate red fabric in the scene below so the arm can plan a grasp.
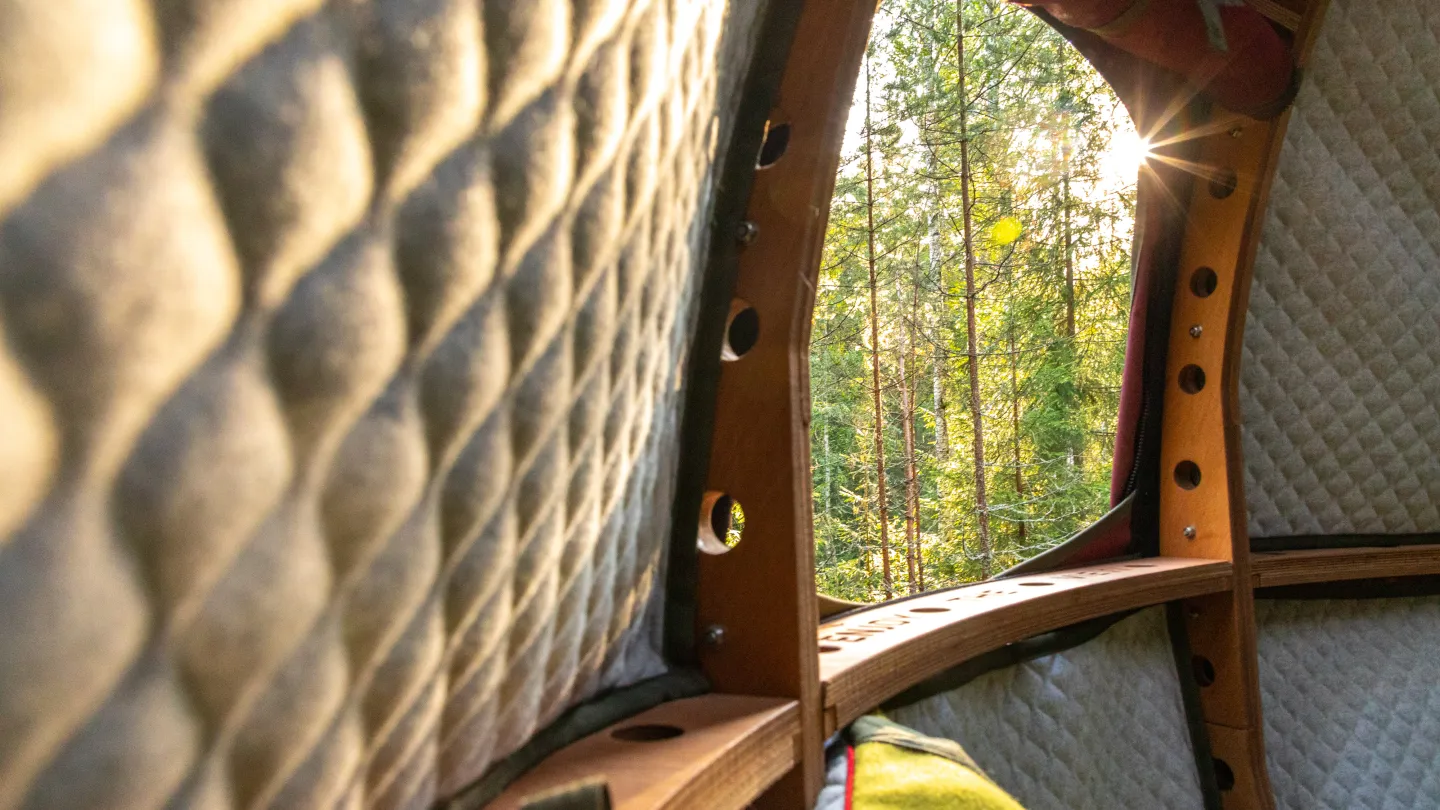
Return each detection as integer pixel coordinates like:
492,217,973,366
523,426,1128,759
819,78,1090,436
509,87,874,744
844,745,857,810
1022,0,1293,118
1108,170,1164,506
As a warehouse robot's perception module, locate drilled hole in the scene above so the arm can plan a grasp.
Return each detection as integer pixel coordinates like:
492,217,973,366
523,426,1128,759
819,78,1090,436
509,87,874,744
1174,460,1202,490
612,724,684,742
1192,655,1216,687
1209,169,1238,199
911,606,949,614
722,301,760,360
1214,758,1235,791
757,122,791,168
819,644,842,653
1020,581,1053,587
1190,267,1218,298
697,492,744,555
1125,563,1157,568
1178,364,1206,394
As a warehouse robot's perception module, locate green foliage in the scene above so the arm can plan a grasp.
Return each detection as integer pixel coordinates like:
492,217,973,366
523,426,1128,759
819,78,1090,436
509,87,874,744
812,0,1137,602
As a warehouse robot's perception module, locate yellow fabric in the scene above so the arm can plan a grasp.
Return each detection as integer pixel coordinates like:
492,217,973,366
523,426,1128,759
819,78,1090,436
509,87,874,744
849,717,1026,810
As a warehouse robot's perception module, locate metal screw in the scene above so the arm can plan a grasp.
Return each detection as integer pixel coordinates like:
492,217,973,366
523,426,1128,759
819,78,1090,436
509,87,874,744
735,220,759,245
1189,324,1203,338
702,624,726,648
1229,125,1244,138
1189,608,1202,619
1183,525,1197,539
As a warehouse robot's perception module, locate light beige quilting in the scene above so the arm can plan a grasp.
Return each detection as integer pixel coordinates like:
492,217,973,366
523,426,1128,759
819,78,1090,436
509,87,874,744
0,0,763,806
1241,0,1440,538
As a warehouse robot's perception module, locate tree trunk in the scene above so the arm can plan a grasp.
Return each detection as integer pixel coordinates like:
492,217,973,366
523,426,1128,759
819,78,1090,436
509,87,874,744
823,423,832,520
957,6,992,578
1062,123,1082,472
930,225,948,465
864,52,893,599
1009,323,1026,547
899,269,921,594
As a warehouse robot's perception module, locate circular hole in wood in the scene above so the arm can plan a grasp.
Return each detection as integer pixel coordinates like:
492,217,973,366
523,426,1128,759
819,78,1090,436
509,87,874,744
910,606,949,614
1020,581,1053,587
697,492,744,555
757,122,791,168
1178,364,1206,394
819,644,842,653
1125,563,1157,568
612,724,684,742
1174,460,1202,490
1192,655,1216,687
1213,758,1235,791
1190,267,1218,298
1209,169,1238,199
722,301,760,361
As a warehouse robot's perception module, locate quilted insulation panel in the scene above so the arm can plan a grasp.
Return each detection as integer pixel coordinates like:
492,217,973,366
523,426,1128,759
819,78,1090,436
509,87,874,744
886,609,1204,810
0,0,763,807
1240,0,1440,538
1258,597,1440,809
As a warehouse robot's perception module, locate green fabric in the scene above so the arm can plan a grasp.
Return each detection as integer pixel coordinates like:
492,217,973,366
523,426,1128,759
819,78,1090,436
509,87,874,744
847,716,1026,810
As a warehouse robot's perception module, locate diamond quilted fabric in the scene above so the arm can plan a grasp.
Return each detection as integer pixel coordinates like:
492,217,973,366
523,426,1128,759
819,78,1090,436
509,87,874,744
887,609,1204,810
0,0,764,806
1257,598,1440,809
1240,0,1440,538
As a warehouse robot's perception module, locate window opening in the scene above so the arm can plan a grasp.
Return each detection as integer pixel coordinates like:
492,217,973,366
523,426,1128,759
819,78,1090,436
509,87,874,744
811,0,1143,601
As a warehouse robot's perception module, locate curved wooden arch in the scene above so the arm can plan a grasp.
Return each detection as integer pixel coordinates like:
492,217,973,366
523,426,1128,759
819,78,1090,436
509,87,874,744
486,0,1440,807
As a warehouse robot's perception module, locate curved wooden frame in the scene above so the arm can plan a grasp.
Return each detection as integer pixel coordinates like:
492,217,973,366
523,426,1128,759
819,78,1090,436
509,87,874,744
487,0,1440,807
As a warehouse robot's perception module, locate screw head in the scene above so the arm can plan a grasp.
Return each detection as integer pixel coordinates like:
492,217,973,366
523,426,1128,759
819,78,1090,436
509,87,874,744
1229,125,1244,138
702,624,726,648
1189,324,1203,338
735,220,759,245
1183,525,1197,539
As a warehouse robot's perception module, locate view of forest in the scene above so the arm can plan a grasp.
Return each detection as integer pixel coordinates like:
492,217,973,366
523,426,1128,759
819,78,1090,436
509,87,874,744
812,0,1144,601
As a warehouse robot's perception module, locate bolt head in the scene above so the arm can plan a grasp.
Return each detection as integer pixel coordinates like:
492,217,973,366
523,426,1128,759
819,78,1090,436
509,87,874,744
735,220,759,245
1183,525,1197,539
1189,324,1203,338
1229,125,1244,138
702,624,726,648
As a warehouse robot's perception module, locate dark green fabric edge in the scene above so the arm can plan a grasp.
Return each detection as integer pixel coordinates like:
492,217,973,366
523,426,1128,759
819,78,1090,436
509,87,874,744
663,0,804,666
439,670,709,809
1165,602,1223,810
998,493,1136,578
1251,532,1440,553
879,610,1139,711
517,780,612,810
1257,576,1440,600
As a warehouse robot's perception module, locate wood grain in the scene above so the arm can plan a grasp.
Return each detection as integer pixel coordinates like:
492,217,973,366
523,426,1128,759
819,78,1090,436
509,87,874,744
489,695,798,810
818,558,1232,733
694,0,879,805
1251,546,1440,588
1156,3,1330,806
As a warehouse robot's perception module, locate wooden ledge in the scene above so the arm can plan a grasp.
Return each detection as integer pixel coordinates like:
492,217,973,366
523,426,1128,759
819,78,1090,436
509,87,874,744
818,558,1234,733
489,695,799,810
1251,545,1440,589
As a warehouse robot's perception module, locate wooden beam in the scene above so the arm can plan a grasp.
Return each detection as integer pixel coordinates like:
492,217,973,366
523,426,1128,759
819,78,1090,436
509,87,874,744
819,558,1233,734
1157,4,1329,807
1252,546,1440,588
694,0,878,805
489,696,799,810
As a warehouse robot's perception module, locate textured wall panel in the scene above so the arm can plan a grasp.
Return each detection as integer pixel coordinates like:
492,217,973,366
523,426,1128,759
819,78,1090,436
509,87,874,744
1241,0,1440,538
1258,598,1440,810
0,0,763,806
887,609,1204,810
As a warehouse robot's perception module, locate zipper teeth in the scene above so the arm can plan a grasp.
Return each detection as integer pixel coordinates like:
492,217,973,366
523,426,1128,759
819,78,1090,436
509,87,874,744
1123,398,1148,498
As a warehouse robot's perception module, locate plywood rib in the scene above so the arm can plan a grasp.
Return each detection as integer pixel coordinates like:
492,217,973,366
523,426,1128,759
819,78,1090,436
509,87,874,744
819,558,1233,734
490,696,798,810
